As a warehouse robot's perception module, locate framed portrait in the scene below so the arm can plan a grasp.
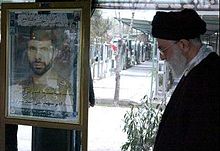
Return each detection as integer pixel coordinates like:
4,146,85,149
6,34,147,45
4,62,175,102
1,2,90,126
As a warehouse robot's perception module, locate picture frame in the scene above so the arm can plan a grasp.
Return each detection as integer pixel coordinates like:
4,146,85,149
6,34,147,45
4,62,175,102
0,2,90,128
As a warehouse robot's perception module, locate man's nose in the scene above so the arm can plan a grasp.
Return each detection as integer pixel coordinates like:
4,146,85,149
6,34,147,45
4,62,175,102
35,49,42,59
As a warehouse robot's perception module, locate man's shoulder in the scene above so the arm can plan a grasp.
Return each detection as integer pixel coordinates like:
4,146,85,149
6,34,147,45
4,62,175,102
21,78,32,85
56,75,72,89
197,52,220,72
15,77,33,87
205,52,220,63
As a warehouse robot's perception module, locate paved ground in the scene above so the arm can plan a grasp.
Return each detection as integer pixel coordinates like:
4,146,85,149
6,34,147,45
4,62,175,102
94,61,153,105
17,61,153,151
88,106,129,151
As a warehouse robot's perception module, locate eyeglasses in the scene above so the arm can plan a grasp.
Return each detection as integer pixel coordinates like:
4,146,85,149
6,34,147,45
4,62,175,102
158,41,178,53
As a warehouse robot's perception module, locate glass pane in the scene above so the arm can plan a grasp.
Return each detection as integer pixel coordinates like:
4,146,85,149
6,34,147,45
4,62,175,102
7,9,81,124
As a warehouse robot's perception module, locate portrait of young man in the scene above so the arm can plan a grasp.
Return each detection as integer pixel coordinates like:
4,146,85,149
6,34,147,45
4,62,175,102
5,8,95,151
9,28,76,120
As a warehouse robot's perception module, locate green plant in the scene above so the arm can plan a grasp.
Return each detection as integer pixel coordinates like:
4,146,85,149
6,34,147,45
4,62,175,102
121,96,165,151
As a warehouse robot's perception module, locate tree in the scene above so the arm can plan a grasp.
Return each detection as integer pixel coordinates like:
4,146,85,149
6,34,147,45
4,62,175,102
114,12,135,102
90,10,112,43
90,10,113,78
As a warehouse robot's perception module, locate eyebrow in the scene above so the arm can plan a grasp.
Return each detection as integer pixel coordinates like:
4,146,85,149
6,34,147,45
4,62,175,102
40,47,49,50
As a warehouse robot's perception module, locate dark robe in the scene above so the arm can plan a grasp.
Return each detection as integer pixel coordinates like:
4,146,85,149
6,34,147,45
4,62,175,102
153,52,220,151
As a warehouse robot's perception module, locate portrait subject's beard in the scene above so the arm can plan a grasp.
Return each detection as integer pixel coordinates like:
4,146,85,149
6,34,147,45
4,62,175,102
167,48,188,78
29,61,53,76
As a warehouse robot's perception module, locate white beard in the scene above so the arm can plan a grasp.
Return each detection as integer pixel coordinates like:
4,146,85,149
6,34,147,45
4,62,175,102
167,47,188,78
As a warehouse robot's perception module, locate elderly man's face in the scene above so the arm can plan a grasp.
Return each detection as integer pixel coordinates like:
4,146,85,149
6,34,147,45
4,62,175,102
157,39,188,78
28,40,54,75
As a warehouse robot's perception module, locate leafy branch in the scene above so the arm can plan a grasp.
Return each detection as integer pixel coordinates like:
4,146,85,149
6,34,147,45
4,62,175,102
121,95,165,151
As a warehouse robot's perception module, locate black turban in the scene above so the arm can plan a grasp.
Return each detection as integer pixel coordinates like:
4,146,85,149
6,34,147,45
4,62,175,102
151,9,206,40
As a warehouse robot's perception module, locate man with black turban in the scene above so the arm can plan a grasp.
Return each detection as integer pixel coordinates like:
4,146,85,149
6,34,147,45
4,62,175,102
151,9,219,151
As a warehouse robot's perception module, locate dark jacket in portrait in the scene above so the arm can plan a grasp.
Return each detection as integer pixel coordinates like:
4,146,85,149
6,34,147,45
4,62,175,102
153,52,220,151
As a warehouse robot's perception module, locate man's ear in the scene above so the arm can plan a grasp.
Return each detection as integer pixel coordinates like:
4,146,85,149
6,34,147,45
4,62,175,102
178,39,190,54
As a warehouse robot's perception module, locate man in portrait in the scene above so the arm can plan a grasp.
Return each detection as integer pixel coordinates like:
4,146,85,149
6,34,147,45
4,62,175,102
10,28,75,119
8,27,76,151
24,28,74,118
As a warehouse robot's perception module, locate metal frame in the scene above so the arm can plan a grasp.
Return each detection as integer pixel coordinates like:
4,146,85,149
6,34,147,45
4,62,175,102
94,0,219,11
